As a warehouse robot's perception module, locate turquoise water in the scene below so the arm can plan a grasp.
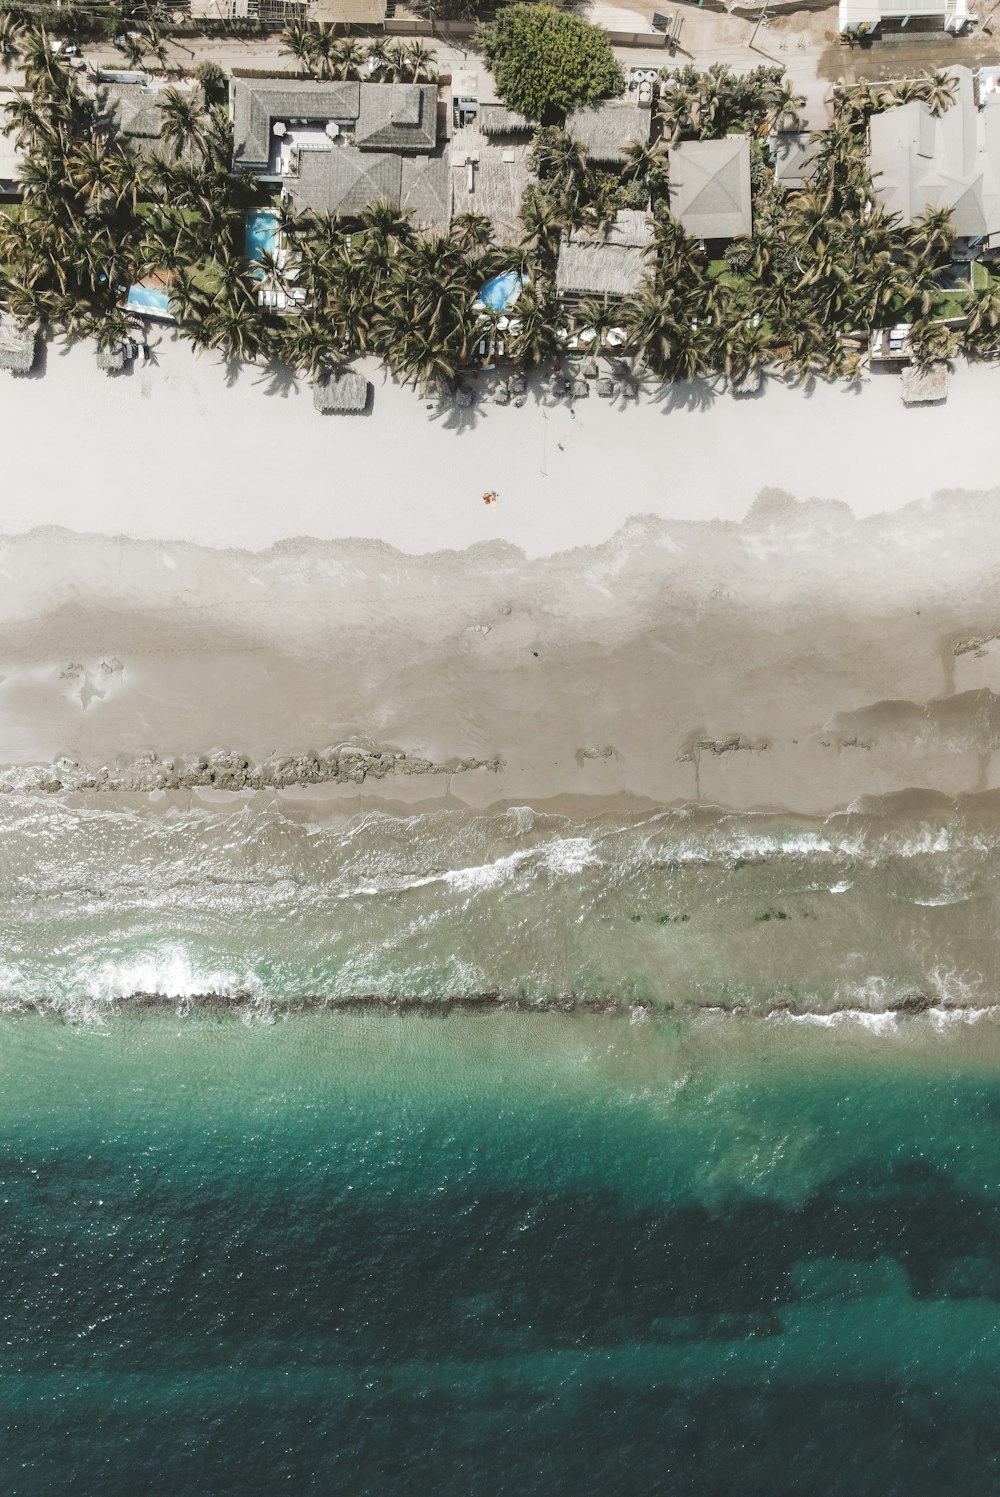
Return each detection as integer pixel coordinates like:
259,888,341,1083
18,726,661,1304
478,270,524,311
245,209,279,263
3,1009,1000,1494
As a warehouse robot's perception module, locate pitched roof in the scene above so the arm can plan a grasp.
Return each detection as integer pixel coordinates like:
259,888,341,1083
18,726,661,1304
565,99,649,165
867,67,1000,238
556,211,652,298
401,151,452,230
284,145,402,218
770,131,819,190
232,79,361,166
355,82,438,152
669,136,752,239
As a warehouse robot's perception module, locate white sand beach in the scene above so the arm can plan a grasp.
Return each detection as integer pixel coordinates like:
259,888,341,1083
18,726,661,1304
2,335,1000,816
2,333,1000,554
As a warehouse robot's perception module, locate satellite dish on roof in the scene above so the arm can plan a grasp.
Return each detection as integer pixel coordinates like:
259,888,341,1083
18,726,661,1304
325,121,340,138
273,121,286,136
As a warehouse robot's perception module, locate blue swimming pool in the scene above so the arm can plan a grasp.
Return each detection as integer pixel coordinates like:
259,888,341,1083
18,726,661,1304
123,283,172,319
246,209,279,262
479,270,525,312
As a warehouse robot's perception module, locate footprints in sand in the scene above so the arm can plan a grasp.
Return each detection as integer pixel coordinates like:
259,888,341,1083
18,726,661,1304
58,658,125,712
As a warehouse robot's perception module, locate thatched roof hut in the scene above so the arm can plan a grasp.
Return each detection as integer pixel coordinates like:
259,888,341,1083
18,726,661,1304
901,362,949,405
0,316,37,375
478,103,533,137
565,100,649,167
555,211,653,302
97,342,126,374
313,369,369,413
732,366,762,396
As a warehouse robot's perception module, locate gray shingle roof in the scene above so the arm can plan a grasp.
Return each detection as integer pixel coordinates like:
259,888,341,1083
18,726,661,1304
565,100,649,165
669,136,752,240
284,145,402,218
355,82,438,152
770,131,818,190
232,79,361,167
867,67,1000,238
401,151,452,230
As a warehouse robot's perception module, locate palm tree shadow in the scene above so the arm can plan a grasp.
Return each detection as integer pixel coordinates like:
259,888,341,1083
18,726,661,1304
222,357,243,389
254,360,300,399
438,398,486,433
655,375,720,413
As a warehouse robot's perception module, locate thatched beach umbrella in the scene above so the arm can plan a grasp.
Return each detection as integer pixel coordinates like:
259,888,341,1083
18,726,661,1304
582,361,599,380
551,375,570,396
572,380,589,399
312,369,369,414
732,367,763,397
510,374,527,394
455,387,474,408
97,343,126,375
596,377,616,398
493,387,511,405
0,317,37,376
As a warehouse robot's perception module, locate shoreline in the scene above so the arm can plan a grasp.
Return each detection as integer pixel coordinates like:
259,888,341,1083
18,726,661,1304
3,334,1000,556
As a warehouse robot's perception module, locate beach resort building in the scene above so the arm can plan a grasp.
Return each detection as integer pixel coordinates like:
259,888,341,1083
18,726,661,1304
668,136,752,246
0,88,23,195
564,98,651,168
555,210,653,305
839,0,975,34
770,132,820,192
449,76,535,243
231,77,451,231
868,66,1000,249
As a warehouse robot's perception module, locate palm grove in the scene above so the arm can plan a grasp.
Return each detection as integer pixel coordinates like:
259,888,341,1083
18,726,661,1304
3,15,1000,399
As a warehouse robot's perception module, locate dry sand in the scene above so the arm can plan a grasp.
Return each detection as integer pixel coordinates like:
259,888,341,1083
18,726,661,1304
2,333,1000,554
3,335,1000,817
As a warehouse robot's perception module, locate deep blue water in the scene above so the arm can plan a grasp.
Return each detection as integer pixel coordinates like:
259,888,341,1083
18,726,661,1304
1,1012,999,1494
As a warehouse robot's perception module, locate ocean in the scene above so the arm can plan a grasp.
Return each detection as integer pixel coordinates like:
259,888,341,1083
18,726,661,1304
3,793,1000,1493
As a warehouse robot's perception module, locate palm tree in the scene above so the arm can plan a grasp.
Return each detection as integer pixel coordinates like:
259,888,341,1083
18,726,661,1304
909,317,958,365
621,138,669,197
907,205,955,264
358,196,414,250
451,210,493,253
332,39,367,82
518,191,566,265
0,13,22,66
572,294,620,351
277,316,340,378
623,278,695,377
964,276,1000,349
919,70,958,119
281,23,316,75
403,42,437,83
383,41,410,83
157,87,209,161
118,35,148,71
508,284,558,368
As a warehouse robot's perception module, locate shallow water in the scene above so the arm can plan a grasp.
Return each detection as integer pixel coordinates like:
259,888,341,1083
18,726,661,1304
2,1010,1000,1495
0,793,998,1011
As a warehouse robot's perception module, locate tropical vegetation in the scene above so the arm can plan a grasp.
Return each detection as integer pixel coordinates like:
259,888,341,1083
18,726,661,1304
0,37,996,402
475,5,624,121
